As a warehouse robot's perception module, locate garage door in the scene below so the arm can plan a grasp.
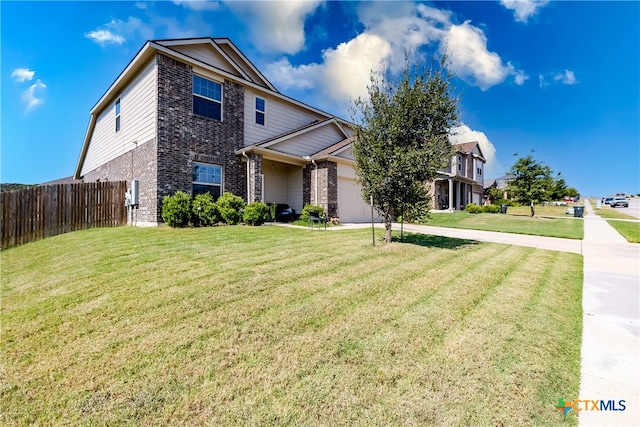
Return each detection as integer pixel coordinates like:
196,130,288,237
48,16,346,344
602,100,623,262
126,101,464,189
337,177,372,222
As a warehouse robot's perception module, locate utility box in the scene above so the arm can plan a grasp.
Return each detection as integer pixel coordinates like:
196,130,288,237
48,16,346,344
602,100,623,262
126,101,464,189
130,180,139,206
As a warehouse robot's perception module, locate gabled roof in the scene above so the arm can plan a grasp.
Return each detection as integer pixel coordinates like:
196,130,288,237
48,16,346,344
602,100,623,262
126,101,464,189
311,136,355,158
235,118,354,164
453,141,485,161
75,38,353,179
154,37,278,92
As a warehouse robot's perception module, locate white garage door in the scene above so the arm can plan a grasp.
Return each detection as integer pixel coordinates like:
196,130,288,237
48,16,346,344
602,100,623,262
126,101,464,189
337,177,372,223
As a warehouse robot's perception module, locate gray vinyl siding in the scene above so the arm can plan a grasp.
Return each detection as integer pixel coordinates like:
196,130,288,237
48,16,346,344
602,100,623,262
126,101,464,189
81,59,157,176
287,167,303,213
169,44,239,76
217,43,270,88
265,125,346,157
243,88,326,146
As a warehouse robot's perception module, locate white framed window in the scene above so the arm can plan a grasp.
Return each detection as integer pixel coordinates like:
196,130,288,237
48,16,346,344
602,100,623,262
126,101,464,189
457,155,462,172
193,75,222,120
255,97,265,125
192,162,222,199
115,98,121,132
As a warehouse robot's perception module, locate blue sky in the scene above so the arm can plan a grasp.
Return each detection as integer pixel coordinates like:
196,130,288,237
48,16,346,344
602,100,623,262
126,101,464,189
2,1,639,197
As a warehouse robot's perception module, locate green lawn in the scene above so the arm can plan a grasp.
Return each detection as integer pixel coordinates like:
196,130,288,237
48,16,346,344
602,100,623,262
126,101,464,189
594,206,638,220
606,220,640,243
1,226,582,425
424,209,583,239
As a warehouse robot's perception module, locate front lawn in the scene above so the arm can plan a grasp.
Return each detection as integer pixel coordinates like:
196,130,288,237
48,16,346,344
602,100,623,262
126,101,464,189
606,220,640,243
1,226,582,425
425,210,583,239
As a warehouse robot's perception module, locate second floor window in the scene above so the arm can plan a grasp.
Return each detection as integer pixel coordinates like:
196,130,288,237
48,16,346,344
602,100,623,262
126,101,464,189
115,98,121,132
457,155,462,172
193,75,222,120
255,97,265,125
477,167,482,176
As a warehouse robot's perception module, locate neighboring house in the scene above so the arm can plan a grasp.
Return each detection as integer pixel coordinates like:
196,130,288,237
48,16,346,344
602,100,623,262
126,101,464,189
484,174,513,203
430,141,485,210
74,37,374,224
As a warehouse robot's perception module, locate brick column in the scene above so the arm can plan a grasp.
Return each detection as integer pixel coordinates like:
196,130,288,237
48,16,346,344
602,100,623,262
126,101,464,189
247,153,262,204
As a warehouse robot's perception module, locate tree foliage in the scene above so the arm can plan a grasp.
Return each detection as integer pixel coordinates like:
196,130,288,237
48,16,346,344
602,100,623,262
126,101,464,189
507,153,554,216
351,56,459,243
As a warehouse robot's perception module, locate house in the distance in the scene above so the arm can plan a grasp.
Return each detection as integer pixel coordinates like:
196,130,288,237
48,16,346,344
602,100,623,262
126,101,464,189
74,37,374,224
430,141,486,210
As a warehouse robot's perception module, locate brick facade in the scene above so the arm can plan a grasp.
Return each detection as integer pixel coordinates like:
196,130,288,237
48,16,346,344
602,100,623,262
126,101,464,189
156,53,246,221
246,153,263,204
82,138,158,224
303,161,338,217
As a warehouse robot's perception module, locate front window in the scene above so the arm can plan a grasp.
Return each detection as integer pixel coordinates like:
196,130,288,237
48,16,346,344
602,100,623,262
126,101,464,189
192,162,222,198
255,97,265,125
115,98,121,132
193,75,222,120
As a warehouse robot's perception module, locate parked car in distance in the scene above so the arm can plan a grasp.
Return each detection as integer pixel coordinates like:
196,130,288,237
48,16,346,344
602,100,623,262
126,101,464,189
604,197,614,205
610,197,629,208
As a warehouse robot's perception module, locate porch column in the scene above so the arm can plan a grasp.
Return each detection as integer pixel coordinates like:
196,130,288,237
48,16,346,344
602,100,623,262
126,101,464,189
448,178,454,211
247,153,262,204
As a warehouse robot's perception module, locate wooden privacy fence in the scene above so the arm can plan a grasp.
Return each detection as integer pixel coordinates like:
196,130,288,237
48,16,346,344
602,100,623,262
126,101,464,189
1,181,128,250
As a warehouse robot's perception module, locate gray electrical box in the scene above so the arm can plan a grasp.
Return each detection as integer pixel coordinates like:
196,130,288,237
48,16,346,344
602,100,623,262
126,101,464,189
130,180,139,205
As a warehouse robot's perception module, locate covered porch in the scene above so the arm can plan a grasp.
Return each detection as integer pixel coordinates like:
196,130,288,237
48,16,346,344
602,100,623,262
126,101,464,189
433,177,483,211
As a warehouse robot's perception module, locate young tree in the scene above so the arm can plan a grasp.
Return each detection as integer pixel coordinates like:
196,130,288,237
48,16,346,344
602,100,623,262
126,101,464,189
351,56,459,243
507,153,553,216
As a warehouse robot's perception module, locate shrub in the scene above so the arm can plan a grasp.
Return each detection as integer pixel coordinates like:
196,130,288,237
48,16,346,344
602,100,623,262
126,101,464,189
482,204,501,213
217,192,245,225
192,193,219,226
162,191,192,227
268,203,277,222
465,203,482,214
300,204,325,221
243,202,270,226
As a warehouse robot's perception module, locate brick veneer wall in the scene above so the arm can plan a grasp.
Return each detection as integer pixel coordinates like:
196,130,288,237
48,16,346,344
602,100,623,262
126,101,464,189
302,161,337,217
156,53,245,221
82,137,158,224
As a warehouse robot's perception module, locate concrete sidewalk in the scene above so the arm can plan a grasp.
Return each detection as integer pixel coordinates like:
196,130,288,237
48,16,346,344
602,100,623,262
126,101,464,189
578,201,639,426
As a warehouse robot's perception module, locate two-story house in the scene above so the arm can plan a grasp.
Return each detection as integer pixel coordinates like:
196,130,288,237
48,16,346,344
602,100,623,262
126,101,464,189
74,38,375,224
431,141,485,210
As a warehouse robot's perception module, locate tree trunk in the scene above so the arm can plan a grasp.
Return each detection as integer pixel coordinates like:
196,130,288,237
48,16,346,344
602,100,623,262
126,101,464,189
530,201,535,217
384,211,393,243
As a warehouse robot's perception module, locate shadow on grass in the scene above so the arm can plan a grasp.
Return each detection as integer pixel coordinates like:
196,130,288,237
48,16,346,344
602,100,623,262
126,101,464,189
392,232,480,250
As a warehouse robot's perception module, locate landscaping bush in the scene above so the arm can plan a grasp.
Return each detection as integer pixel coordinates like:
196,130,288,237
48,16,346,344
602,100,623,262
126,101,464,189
300,204,325,221
243,202,270,226
465,203,483,214
162,191,192,227
217,192,245,225
482,204,501,213
268,203,277,222
192,193,219,226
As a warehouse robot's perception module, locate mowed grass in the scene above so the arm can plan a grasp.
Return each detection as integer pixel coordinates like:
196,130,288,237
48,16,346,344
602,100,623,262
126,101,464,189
605,220,640,243
426,209,583,239
1,226,582,426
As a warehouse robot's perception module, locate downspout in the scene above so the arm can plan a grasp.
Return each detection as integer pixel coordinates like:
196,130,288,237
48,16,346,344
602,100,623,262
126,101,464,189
242,151,250,204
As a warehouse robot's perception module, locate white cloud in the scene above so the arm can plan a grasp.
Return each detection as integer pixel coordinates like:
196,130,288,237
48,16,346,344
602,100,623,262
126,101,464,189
22,79,47,112
265,2,526,115
172,0,220,11
85,29,125,46
449,124,504,177
442,21,524,90
11,68,35,82
226,0,323,54
554,69,577,85
85,17,153,46
500,0,549,23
